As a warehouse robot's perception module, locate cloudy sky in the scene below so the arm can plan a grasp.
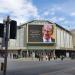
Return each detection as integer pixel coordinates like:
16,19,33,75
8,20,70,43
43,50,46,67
0,0,75,30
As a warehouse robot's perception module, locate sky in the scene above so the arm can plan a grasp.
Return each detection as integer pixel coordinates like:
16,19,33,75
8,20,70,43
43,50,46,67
0,0,75,30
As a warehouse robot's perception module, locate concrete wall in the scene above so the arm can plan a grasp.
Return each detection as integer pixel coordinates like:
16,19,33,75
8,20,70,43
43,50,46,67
71,29,75,48
56,26,73,49
8,26,25,49
7,20,73,50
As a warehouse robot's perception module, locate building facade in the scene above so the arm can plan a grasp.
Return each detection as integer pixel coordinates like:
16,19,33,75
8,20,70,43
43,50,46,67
0,20,74,58
71,29,75,49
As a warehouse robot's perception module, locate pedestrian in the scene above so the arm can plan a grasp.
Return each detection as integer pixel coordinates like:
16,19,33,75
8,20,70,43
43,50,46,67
39,54,41,61
54,56,56,60
46,55,48,61
48,55,51,61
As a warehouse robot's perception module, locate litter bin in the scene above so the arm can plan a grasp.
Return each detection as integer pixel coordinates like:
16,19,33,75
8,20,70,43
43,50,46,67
1,62,4,71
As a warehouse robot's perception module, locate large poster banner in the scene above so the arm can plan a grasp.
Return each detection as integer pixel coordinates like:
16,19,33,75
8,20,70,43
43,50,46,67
28,24,55,43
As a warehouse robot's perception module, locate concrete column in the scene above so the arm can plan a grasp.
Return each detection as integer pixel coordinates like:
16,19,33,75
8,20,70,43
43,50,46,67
53,50,56,59
53,50,55,57
11,52,13,59
8,53,10,58
66,52,69,57
32,51,35,60
20,50,22,58
32,52,35,58
27,50,29,57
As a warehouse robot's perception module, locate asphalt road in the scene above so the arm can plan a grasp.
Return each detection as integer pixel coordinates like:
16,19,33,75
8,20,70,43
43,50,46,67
0,59,75,75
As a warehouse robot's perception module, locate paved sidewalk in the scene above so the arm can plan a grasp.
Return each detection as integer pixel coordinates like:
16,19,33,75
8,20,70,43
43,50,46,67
0,57,72,62
12,57,72,62
0,57,72,63
15,57,39,61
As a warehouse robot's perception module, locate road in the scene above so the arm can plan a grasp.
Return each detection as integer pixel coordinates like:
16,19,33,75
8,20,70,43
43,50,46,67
0,58,75,75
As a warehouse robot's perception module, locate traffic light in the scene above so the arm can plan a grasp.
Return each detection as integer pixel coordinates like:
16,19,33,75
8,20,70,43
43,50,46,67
0,23,4,37
10,20,17,39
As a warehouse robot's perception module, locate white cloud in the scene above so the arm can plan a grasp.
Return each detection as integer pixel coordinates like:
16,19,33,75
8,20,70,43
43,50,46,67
0,0,39,25
50,12,55,15
63,20,69,24
50,17,65,23
70,12,75,16
58,17,65,21
50,7,62,11
43,11,49,16
50,17,57,22
43,10,55,17
56,7,62,10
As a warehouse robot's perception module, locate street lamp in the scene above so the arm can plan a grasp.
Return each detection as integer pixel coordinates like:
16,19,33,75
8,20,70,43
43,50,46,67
3,16,10,75
0,16,17,75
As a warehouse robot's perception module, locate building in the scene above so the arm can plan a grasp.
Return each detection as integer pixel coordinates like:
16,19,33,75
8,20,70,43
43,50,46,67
0,20,74,58
71,29,75,47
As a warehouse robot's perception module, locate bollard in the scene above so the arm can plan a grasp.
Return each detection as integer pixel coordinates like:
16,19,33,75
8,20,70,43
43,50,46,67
1,62,4,71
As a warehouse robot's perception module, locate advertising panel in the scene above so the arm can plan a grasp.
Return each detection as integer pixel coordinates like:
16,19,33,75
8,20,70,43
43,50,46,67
28,24,55,43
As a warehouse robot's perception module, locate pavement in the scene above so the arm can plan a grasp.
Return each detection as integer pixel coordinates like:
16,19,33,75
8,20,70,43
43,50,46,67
0,57,71,62
0,57,71,69
12,57,71,61
0,57,75,75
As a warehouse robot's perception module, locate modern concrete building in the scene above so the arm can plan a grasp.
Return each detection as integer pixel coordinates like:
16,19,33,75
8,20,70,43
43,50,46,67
0,20,74,58
71,29,75,49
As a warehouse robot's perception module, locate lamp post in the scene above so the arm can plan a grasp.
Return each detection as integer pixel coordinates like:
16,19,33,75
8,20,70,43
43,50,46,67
3,16,10,75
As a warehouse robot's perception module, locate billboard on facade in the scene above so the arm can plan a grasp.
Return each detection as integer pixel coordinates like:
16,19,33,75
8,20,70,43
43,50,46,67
28,24,55,43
